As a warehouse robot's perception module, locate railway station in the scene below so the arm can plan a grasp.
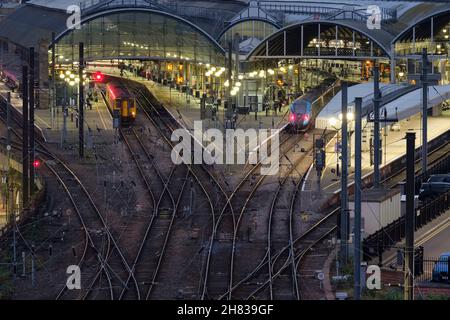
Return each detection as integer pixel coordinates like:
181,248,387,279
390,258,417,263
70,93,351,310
0,0,449,303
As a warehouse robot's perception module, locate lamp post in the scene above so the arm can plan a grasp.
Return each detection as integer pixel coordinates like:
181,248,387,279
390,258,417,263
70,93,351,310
58,69,87,149
328,112,355,172
329,109,354,267
328,117,341,177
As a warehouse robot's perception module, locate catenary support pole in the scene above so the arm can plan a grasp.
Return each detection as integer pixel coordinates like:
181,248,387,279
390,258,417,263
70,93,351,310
51,32,56,129
29,47,35,196
354,97,362,300
226,41,232,125
62,85,68,148
22,66,29,211
6,92,16,277
373,64,381,188
404,132,416,300
421,48,428,175
79,42,84,158
340,81,349,265
6,92,11,153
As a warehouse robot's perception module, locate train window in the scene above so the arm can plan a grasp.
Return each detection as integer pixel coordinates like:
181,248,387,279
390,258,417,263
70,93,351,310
292,100,308,113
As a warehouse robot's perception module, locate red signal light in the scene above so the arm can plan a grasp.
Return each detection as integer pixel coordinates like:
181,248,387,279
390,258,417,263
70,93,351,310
33,159,41,168
290,114,296,122
93,71,104,82
303,114,310,121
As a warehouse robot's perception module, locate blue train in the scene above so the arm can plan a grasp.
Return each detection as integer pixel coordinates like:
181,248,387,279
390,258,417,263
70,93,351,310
289,98,312,131
288,77,337,132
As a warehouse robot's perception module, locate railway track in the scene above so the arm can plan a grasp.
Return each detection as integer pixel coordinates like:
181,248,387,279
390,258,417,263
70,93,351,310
46,149,137,300
216,129,450,300
221,133,305,300
100,86,194,299
265,135,450,300
122,80,236,299
266,147,309,300
124,80,310,300
89,75,309,299
224,133,315,300
2,80,450,300
118,126,189,300
206,131,300,300
122,78,326,300
0,99,139,300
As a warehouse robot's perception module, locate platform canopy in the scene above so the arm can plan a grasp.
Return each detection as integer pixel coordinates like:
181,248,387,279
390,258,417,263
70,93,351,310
0,2,227,66
247,20,395,61
392,5,450,56
55,9,226,65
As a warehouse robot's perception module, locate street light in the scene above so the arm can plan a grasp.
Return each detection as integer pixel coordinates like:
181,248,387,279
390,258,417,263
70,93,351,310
329,111,355,175
329,117,338,127
328,117,341,177
338,112,354,121
347,112,354,121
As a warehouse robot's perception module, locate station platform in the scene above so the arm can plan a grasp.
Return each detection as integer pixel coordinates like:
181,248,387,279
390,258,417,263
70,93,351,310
304,78,450,199
303,113,450,196
0,82,114,146
87,66,290,132
316,82,450,130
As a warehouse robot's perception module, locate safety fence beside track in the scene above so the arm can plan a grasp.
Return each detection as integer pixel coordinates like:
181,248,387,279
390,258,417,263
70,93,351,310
363,180,450,262
415,257,450,284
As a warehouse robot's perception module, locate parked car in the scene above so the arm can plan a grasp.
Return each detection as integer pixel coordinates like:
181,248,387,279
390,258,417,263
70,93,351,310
432,252,450,283
419,174,450,201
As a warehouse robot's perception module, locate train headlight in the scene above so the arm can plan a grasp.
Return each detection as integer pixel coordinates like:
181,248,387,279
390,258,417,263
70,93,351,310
290,114,296,122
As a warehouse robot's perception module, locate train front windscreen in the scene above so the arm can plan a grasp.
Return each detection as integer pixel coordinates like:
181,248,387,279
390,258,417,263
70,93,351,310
289,99,311,128
290,99,308,114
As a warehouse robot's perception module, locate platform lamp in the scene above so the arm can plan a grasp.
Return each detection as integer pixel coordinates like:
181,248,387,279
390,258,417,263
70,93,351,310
328,117,341,177
57,69,87,148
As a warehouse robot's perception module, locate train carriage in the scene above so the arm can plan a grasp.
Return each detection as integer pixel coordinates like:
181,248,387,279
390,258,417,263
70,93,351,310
289,98,312,131
288,76,337,132
105,82,137,125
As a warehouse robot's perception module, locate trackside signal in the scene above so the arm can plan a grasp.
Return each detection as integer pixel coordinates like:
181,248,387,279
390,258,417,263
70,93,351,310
93,71,104,82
